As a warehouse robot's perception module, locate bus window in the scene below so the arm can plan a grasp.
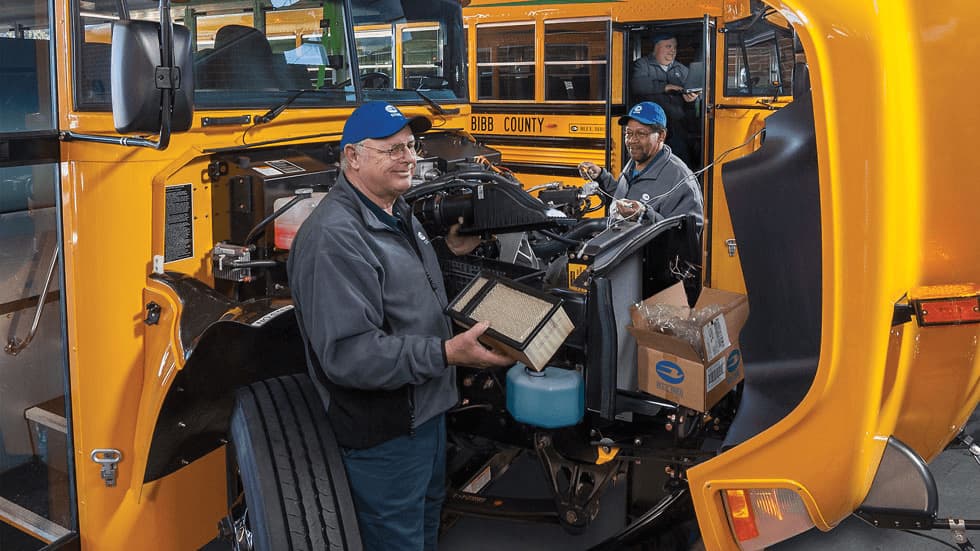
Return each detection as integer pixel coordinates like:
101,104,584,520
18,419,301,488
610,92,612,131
70,1,468,109
73,1,357,110
0,7,53,132
355,26,394,84
543,20,607,102
402,25,446,90
724,18,794,97
476,23,535,101
354,1,467,102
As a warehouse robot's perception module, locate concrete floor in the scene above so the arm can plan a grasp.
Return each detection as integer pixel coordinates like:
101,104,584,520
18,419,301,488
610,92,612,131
770,442,979,551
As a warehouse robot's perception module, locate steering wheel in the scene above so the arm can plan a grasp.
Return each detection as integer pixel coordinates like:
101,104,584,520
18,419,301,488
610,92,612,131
360,71,391,89
329,71,391,90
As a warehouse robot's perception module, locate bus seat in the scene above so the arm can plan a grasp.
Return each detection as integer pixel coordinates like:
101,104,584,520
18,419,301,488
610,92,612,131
79,42,112,104
195,25,283,90
719,87,821,449
546,76,572,100
546,75,591,101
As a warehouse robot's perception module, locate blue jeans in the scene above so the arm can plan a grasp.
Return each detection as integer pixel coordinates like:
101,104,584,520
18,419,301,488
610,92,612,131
341,414,446,551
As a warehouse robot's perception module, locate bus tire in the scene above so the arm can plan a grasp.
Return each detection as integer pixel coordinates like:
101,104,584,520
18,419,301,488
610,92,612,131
229,374,362,551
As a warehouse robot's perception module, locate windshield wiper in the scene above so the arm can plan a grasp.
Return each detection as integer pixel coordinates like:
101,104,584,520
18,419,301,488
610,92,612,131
417,89,460,116
389,88,460,116
255,87,458,125
254,88,345,125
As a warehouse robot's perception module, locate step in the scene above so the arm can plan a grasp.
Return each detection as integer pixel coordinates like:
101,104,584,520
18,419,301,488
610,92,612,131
0,495,71,544
24,395,67,435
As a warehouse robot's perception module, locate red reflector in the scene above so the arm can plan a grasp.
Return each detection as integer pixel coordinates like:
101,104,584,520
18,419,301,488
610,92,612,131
725,489,760,541
914,297,980,326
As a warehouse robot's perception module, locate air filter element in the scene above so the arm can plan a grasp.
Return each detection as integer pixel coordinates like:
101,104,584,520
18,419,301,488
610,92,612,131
447,273,574,371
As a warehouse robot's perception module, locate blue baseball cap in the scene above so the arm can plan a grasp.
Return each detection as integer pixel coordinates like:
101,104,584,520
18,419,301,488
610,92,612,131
651,33,676,47
618,102,667,127
340,101,432,148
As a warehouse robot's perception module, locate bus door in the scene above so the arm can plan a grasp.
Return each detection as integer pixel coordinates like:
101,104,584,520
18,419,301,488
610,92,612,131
706,13,796,293
0,0,76,548
620,17,713,175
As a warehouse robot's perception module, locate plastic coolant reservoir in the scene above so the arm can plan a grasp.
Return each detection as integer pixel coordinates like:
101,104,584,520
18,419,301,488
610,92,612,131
273,192,325,249
506,364,584,429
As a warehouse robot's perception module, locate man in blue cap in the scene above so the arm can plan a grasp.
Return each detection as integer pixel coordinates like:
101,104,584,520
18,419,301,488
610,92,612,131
288,101,512,550
578,101,703,231
630,33,700,164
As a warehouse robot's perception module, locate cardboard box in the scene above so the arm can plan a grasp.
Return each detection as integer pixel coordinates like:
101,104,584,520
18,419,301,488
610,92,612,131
447,273,574,371
628,283,749,411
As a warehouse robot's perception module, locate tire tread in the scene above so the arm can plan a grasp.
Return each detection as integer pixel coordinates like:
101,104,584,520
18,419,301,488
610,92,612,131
231,374,361,551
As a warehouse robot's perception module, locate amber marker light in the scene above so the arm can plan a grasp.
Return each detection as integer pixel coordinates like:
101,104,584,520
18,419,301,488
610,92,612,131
723,488,815,550
909,283,980,326
725,489,760,541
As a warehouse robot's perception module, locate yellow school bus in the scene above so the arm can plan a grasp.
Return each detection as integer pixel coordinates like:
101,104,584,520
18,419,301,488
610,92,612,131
0,1,473,548
463,0,801,294
1,0,978,550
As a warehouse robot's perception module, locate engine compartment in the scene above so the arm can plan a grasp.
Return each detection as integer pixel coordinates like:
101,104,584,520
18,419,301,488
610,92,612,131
199,129,738,533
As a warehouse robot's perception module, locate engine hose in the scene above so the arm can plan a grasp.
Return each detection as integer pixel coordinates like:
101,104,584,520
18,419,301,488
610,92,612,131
539,229,580,246
229,259,279,269
531,219,608,259
243,191,311,247
582,200,606,215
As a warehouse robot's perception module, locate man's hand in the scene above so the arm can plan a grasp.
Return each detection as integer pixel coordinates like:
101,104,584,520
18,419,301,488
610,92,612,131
578,161,601,180
682,91,699,103
664,84,684,93
615,198,646,219
445,321,513,369
446,217,481,256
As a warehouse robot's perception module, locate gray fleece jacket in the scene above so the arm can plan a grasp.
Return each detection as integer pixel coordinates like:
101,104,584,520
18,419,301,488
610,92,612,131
287,172,456,447
596,145,704,229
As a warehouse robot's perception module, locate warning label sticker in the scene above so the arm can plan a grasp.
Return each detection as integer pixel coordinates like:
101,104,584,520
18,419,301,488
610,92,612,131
266,159,305,174
165,183,193,263
253,166,281,177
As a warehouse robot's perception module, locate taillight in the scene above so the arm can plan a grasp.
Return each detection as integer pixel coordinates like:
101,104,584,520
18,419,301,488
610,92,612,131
723,488,814,550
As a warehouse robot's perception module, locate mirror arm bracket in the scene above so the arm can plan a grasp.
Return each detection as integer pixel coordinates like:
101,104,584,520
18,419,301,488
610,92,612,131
155,66,181,90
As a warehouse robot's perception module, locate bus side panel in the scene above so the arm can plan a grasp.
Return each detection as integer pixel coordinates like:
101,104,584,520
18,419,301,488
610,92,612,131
61,150,225,550
692,0,980,549
886,0,980,461
706,107,768,294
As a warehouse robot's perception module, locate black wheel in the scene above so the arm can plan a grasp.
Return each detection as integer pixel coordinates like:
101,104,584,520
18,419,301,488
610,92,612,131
229,374,361,551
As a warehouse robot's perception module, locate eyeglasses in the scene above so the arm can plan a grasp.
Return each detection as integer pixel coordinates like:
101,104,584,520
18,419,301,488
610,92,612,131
623,129,654,141
358,140,420,160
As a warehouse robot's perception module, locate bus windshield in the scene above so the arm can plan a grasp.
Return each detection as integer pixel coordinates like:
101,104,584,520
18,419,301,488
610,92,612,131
72,0,467,111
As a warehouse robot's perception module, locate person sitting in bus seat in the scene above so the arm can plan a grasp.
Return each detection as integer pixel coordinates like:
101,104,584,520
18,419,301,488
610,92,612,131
630,33,700,165
578,101,704,231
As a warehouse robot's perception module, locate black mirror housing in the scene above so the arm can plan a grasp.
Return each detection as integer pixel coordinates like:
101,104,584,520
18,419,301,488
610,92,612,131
111,20,194,134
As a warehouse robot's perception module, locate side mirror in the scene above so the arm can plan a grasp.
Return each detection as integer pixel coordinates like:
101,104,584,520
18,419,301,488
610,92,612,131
111,19,194,134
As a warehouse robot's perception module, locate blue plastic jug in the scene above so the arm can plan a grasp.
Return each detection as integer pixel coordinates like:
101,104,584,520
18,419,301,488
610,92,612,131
506,364,584,428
